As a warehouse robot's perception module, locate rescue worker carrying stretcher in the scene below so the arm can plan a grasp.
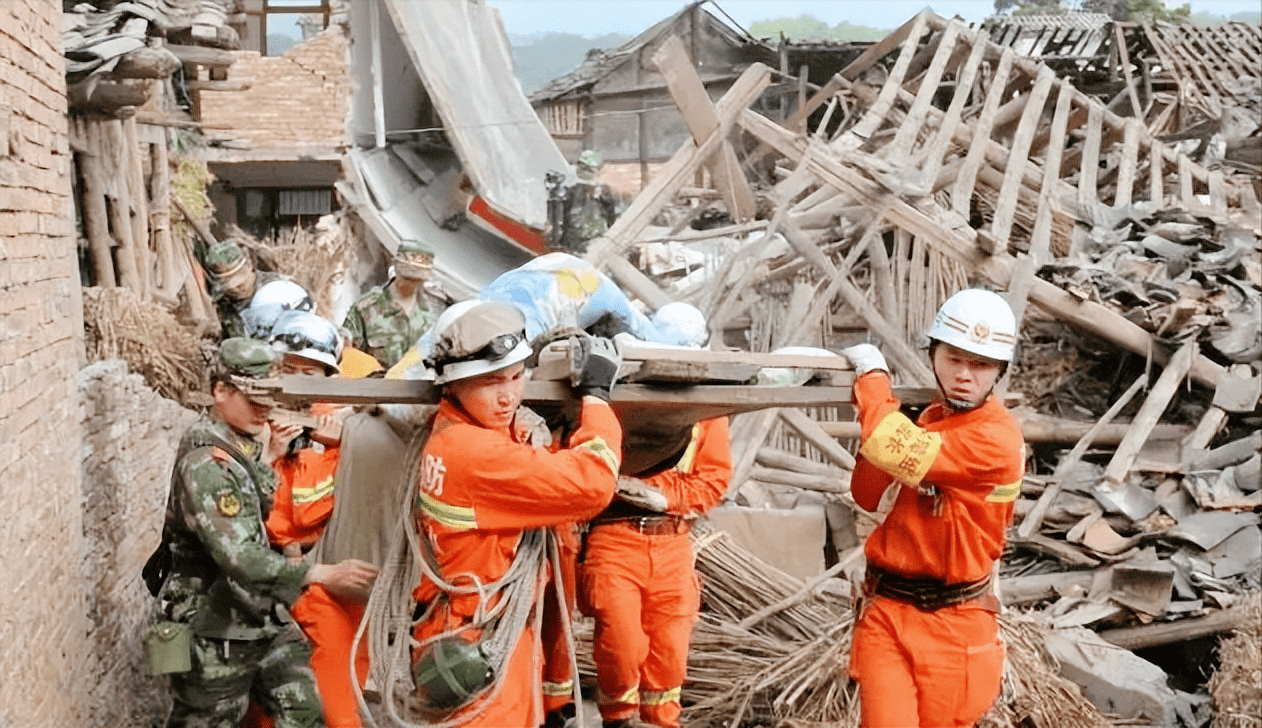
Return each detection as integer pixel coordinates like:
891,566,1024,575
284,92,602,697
578,306,732,728
409,300,624,726
840,289,1025,728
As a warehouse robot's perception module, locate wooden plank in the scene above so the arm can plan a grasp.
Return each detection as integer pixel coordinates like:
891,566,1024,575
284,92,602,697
124,115,152,299
1149,136,1164,205
1102,341,1198,485
1077,102,1103,211
1114,119,1140,208
1113,23,1144,118
836,12,929,149
1208,170,1227,218
652,35,756,223
990,67,1054,247
888,22,962,160
77,118,118,288
950,48,1016,216
914,31,988,189
1098,605,1253,650
1027,80,1075,259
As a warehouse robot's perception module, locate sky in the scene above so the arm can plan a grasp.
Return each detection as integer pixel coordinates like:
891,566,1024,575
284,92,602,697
488,0,1260,36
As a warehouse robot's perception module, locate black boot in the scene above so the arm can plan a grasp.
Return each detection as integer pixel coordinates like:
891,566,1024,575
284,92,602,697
543,703,577,728
602,719,636,728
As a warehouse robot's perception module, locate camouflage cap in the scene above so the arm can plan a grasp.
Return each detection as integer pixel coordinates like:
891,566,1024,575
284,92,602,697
394,240,435,279
577,150,602,169
217,337,281,404
205,240,250,278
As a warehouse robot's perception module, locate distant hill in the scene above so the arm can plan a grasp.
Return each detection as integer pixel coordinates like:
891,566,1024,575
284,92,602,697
1190,9,1262,24
748,15,889,41
508,31,631,95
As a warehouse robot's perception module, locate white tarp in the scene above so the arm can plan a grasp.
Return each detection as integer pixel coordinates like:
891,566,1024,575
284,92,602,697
381,0,569,230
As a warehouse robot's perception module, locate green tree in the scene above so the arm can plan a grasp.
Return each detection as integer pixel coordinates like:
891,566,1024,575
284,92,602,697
748,15,888,41
1126,0,1190,23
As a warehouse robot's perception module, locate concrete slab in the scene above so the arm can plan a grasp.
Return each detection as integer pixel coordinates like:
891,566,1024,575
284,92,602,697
1044,627,1178,727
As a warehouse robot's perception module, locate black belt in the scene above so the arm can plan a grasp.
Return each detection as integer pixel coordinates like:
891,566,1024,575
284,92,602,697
865,566,993,612
592,515,690,536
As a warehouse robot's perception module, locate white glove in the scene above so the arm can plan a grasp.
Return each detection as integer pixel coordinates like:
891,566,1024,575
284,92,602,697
841,344,889,375
616,477,669,512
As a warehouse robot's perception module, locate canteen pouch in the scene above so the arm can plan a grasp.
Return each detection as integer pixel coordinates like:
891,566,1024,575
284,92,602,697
144,621,192,675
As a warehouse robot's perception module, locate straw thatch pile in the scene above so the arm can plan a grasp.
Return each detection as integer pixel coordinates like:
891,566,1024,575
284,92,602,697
82,285,210,405
1210,591,1262,728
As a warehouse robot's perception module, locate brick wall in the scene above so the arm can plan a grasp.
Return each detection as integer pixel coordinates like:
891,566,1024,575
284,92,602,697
78,361,199,727
198,25,351,150
0,1,92,725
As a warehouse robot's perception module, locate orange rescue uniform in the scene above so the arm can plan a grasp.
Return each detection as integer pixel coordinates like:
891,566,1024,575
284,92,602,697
579,417,731,727
412,396,622,727
846,371,1023,728
264,404,370,728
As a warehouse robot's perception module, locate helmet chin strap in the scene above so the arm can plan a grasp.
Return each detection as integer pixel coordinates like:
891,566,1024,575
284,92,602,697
934,370,989,412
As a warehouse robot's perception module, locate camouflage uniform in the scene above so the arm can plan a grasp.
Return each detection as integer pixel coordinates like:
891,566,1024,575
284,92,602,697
157,340,322,728
341,285,444,370
562,152,618,252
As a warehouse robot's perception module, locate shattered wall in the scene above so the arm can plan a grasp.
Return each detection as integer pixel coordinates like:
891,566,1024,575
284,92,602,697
78,361,198,727
0,0,92,724
198,25,352,151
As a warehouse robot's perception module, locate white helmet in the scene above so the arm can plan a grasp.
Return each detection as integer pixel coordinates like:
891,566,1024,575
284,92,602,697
242,279,315,339
650,302,708,348
270,310,342,375
926,289,1017,363
427,301,533,385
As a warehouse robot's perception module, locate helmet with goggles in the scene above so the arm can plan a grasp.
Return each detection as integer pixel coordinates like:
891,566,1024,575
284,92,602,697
426,301,532,385
269,310,342,375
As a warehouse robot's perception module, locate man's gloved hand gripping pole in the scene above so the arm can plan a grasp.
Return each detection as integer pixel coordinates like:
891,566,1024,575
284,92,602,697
570,333,623,401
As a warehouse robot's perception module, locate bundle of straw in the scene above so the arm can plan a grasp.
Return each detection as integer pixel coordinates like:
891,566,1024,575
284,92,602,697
1209,591,1262,728
82,286,209,405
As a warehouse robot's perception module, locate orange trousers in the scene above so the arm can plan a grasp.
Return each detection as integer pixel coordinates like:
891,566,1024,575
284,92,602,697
578,524,698,728
848,595,1004,728
239,587,369,728
292,585,370,728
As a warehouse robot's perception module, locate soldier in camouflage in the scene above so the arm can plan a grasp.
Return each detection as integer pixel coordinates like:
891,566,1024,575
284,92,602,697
563,150,619,252
157,338,377,728
204,239,283,340
341,240,446,369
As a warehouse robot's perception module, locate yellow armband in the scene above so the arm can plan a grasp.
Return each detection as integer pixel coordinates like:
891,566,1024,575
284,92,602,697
858,411,941,486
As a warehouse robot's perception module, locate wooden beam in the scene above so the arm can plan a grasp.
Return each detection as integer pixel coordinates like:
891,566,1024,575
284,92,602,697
1098,606,1253,650
586,63,771,266
1102,341,1197,485
652,35,756,223
165,43,237,68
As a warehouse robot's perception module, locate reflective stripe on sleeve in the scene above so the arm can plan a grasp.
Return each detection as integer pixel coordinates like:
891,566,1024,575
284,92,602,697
858,411,941,486
986,479,1022,503
291,475,334,505
574,435,620,476
416,491,477,531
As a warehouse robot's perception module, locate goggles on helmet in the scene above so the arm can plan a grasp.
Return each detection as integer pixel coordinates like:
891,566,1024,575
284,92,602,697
431,331,525,372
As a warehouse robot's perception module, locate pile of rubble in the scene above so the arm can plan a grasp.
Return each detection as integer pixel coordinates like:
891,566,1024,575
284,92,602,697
561,11,1260,727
